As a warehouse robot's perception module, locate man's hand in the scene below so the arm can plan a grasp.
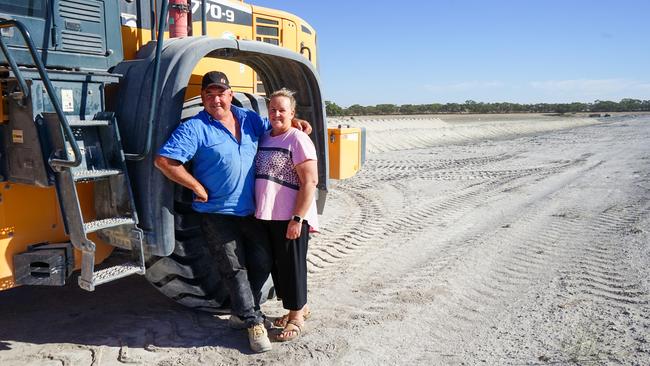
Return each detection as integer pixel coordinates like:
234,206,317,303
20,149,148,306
291,118,312,135
193,185,209,202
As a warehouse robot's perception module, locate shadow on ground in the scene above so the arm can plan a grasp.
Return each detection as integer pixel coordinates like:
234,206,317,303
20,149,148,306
0,273,253,354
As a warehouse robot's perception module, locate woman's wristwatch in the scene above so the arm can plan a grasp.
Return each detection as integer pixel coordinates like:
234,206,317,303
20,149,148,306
291,215,303,223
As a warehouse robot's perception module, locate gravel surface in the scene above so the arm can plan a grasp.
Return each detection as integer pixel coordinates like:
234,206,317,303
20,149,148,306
1,113,649,365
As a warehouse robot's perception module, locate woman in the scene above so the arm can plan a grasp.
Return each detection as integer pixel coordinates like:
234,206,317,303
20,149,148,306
254,88,318,341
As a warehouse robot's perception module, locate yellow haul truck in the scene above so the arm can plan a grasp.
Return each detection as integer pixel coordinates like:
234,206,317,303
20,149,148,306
0,0,328,313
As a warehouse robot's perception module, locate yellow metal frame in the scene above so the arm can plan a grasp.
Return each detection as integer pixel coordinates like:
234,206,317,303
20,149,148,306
0,183,114,290
0,0,319,290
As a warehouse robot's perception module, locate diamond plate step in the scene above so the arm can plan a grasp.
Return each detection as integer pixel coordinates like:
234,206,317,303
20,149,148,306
68,119,111,127
84,217,135,233
92,261,144,287
73,169,122,181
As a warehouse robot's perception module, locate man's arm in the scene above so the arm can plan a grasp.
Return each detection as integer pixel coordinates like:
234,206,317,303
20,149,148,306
260,115,311,134
154,156,208,202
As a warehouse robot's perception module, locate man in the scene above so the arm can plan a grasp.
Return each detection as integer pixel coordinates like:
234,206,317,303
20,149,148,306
155,71,309,353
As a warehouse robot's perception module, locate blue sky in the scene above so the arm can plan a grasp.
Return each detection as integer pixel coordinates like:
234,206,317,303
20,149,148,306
250,0,650,107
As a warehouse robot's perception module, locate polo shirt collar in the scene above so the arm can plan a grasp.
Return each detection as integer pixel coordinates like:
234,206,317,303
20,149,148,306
200,106,247,124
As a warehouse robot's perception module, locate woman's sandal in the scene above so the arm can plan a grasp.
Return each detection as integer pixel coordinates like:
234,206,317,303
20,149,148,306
274,319,304,342
273,309,311,328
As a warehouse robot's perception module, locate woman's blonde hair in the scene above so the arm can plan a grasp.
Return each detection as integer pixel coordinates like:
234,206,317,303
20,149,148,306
270,88,297,112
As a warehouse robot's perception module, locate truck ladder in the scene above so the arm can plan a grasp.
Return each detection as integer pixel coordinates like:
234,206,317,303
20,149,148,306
0,19,145,291
45,112,146,291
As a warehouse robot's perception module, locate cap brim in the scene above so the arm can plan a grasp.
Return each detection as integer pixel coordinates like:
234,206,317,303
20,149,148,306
203,82,230,90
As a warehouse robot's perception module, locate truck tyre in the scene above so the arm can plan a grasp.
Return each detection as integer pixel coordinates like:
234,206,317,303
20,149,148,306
145,191,230,313
144,93,272,313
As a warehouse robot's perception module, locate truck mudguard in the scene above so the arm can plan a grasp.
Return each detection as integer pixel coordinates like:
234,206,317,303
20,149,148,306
112,36,328,256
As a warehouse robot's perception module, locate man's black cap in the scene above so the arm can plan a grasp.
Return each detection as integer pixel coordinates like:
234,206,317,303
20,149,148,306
201,71,230,90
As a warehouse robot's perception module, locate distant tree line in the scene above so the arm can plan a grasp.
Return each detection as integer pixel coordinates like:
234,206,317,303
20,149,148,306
325,99,650,116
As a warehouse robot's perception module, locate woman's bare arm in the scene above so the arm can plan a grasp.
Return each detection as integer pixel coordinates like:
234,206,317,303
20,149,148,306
286,159,318,239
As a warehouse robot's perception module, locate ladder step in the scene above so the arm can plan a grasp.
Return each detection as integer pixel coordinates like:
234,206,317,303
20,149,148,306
84,217,135,233
92,261,144,287
68,119,111,127
73,169,122,180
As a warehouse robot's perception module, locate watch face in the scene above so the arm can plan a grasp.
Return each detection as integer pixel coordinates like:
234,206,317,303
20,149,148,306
292,215,302,223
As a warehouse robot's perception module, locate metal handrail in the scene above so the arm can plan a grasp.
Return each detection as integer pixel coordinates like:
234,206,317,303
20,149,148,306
124,0,170,161
201,0,207,35
0,18,81,168
300,44,312,62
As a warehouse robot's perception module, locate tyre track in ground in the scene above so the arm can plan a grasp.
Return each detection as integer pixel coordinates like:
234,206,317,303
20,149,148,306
369,154,513,175
542,201,650,364
339,150,578,188
341,161,596,333
466,122,650,364
562,203,650,306
306,153,502,272
316,159,599,364
306,187,385,272
316,120,650,365
308,148,589,278
430,126,650,364
475,202,650,365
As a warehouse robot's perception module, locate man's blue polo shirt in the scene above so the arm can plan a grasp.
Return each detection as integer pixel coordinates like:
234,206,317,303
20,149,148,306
158,105,269,216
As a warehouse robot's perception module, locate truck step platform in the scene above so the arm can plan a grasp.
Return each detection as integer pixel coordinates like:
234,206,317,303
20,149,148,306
89,261,145,287
84,217,136,234
73,169,122,180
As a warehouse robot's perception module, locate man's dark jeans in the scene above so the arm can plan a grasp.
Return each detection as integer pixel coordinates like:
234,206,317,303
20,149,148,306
200,213,272,327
